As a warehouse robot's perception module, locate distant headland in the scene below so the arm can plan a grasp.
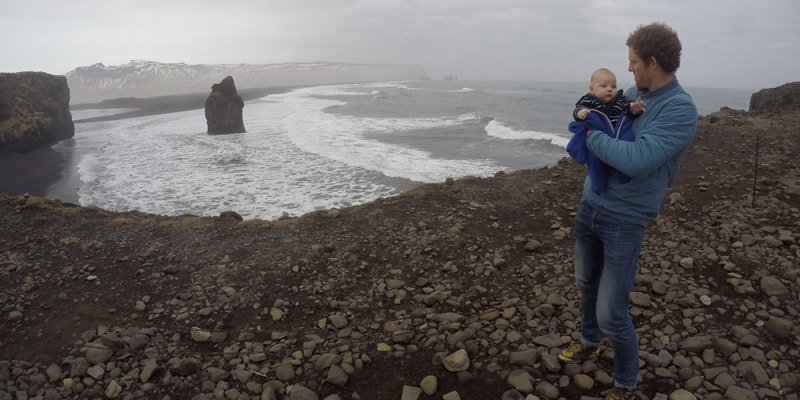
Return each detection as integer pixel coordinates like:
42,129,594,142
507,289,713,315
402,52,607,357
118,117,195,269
65,60,430,104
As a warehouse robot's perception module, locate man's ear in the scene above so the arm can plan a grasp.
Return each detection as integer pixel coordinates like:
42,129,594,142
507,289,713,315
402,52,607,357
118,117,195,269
647,56,659,70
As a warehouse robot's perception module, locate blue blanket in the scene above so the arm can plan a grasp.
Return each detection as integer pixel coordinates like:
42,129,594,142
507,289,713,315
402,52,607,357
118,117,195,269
566,110,634,194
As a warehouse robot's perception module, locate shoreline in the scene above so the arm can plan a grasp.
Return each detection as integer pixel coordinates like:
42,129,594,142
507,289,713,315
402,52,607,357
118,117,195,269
0,87,293,204
71,86,292,123
0,83,754,213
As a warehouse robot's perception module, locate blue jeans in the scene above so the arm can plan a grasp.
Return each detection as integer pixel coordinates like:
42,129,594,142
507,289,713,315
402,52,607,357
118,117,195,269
573,202,645,391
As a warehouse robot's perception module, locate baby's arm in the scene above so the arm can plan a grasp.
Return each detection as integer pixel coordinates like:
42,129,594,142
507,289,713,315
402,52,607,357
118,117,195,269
574,94,595,120
574,108,590,120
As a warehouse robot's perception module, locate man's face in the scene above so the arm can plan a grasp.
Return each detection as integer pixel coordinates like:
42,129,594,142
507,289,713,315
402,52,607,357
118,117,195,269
628,47,651,91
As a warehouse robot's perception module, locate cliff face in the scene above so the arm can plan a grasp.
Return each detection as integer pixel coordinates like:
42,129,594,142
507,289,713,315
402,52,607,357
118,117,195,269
0,72,75,153
205,76,246,134
749,81,800,112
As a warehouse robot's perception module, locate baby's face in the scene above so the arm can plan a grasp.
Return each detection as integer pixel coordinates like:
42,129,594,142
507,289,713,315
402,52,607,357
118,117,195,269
589,73,618,102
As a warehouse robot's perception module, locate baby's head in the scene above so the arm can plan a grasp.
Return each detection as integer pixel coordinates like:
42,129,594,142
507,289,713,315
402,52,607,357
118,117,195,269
589,68,619,102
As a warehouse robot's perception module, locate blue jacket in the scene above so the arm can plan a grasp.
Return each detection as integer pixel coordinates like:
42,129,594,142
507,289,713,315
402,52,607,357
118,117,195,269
566,109,634,194
581,78,697,226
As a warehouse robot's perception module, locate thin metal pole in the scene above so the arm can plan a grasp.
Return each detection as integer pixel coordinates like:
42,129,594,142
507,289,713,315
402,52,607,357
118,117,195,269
752,135,759,207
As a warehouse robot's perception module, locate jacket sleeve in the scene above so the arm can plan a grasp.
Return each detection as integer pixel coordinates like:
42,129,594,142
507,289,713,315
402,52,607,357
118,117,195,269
574,94,593,120
586,96,696,179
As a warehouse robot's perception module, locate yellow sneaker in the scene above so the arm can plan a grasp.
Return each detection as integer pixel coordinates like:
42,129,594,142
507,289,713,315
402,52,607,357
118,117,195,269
558,342,602,363
604,388,635,400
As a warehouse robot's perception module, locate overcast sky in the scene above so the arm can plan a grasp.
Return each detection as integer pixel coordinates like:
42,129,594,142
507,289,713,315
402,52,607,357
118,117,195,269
1,1,797,91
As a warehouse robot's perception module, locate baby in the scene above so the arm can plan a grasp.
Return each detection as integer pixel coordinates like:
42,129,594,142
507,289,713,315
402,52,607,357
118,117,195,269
567,68,643,194
574,68,644,126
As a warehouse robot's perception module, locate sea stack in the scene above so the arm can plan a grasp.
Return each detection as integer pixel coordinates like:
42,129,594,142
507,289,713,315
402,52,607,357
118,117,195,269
0,72,74,152
205,76,245,134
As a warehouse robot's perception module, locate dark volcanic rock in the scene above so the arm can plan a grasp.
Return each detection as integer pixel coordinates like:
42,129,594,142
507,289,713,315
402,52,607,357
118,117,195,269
749,81,800,112
0,72,74,152
204,76,245,134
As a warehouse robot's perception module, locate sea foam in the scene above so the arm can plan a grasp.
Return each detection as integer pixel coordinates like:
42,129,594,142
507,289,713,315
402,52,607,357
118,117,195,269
484,119,569,148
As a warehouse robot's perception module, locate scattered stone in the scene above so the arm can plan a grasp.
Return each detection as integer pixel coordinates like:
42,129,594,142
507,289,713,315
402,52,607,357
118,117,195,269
45,364,62,382
420,375,437,395
680,335,712,353
669,389,697,400
105,379,122,399
534,380,559,400
326,365,348,386
765,316,793,338
288,384,319,400
573,373,594,390
206,366,230,383
724,385,757,400
99,332,125,349
531,334,561,348
85,343,113,365
190,327,212,342
275,365,296,382
7,310,23,322
401,385,422,400
630,292,651,307
140,359,159,383
442,349,470,372
442,391,461,400
507,369,534,393
171,357,201,376
540,354,561,373
509,348,540,367
760,276,789,297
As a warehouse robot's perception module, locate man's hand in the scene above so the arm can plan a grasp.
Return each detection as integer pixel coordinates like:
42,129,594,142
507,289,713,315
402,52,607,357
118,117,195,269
576,108,590,120
630,97,646,114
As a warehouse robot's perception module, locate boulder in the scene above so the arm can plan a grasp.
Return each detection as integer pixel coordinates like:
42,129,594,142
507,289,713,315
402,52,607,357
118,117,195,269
0,72,74,152
205,76,245,134
749,81,800,112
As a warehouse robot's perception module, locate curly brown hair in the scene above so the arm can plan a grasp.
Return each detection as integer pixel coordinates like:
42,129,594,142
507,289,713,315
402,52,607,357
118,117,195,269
626,22,682,74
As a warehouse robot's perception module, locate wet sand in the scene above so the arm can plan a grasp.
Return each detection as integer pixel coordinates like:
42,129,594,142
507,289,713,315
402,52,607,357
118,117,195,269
0,145,71,200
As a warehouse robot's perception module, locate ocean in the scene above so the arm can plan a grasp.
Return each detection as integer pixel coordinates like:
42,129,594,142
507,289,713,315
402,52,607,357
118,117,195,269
57,80,751,220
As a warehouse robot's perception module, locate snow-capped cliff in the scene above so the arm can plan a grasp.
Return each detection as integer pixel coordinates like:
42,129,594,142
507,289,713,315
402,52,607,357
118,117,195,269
65,60,429,104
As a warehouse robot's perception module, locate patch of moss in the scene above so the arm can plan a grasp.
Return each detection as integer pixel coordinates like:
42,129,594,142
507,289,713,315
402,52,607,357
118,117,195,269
15,195,80,214
234,219,271,229
177,217,208,230
108,217,133,227
272,218,296,229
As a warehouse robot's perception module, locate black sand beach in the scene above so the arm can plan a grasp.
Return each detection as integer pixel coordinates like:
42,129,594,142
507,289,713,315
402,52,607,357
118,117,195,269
0,145,68,199
70,87,290,123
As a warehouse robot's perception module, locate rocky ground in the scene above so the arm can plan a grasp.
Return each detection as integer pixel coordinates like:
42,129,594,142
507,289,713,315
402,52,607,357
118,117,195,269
1,108,798,400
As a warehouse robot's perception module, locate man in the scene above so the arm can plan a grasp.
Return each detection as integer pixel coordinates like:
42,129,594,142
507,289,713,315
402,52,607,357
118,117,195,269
558,22,698,400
